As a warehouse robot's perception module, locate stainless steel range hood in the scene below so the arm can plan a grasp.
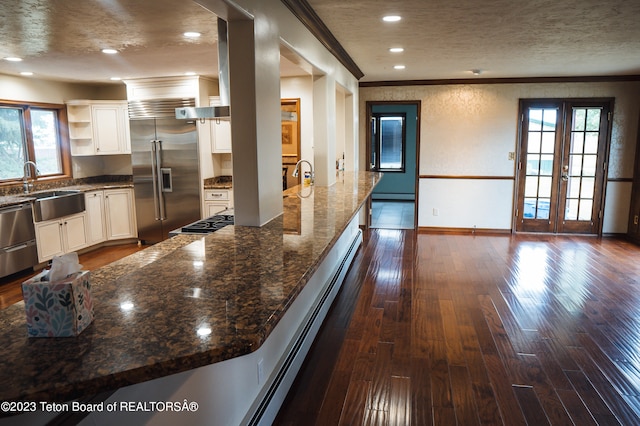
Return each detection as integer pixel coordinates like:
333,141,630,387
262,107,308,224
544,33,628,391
176,17,230,120
175,105,230,119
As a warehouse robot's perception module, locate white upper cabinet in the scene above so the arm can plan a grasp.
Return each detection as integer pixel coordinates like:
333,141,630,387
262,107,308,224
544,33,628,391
211,120,232,153
210,96,231,153
67,100,131,156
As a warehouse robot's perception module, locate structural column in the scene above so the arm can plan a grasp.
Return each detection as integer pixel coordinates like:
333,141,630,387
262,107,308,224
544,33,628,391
227,17,283,226
313,75,337,186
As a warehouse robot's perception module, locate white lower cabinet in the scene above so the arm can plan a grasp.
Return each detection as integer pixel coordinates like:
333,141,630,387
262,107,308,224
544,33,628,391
204,189,233,216
85,190,106,245
206,203,228,216
104,189,137,240
85,188,137,244
35,213,88,263
34,188,137,264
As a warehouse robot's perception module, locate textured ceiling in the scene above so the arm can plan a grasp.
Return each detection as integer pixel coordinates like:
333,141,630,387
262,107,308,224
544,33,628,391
1,0,639,84
0,0,224,83
308,0,640,81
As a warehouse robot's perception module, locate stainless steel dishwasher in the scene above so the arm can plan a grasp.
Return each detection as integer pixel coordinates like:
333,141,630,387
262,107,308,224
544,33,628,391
0,203,37,279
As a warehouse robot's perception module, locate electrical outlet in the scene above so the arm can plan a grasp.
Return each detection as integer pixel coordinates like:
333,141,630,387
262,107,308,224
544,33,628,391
433,208,439,216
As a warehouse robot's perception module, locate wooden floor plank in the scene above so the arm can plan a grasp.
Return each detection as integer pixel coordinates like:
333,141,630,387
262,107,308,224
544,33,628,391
556,388,598,426
388,376,411,426
449,365,481,426
513,385,551,426
410,356,433,426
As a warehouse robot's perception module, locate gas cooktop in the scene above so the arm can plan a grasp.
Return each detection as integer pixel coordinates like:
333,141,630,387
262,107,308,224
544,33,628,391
170,213,234,235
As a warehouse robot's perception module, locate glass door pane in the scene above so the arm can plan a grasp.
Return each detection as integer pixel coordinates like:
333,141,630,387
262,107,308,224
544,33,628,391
522,108,558,223
379,117,404,170
558,106,604,231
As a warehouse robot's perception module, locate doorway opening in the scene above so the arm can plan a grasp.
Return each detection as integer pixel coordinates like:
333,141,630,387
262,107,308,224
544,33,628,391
366,101,420,229
515,98,613,234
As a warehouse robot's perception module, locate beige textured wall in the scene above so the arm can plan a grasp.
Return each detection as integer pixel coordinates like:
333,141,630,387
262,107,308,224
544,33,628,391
360,81,640,232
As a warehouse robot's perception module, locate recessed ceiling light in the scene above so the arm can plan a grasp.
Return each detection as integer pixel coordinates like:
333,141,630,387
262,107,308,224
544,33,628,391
101,48,118,54
389,47,404,53
4,57,23,62
383,15,401,22
183,32,201,38
110,77,122,81
184,71,197,76
394,65,406,70
20,71,33,76
471,69,482,75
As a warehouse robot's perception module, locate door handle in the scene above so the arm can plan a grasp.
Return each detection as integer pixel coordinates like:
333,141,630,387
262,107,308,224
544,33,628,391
155,140,166,220
562,164,569,182
150,141,161,220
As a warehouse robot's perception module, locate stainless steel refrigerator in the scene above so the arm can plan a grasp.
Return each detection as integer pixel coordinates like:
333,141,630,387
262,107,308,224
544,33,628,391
129,99,201,243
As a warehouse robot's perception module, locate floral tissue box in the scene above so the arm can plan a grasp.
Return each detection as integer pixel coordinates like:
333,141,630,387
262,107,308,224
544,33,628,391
22,270,94,337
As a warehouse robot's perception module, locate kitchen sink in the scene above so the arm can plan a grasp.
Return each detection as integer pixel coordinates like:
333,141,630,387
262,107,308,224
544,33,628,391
26,190,86,222
29,190,80,199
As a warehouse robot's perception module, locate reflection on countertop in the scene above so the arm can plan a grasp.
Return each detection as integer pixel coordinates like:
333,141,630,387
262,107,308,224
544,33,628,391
0,171,382,403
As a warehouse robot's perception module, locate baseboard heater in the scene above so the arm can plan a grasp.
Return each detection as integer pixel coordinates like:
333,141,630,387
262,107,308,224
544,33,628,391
245,229,362,426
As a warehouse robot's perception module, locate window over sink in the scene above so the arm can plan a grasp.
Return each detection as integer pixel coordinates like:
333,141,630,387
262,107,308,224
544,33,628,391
0,100,71,183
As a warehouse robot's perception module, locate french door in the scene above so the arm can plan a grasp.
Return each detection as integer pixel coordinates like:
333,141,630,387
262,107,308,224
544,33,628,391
516,99,612,234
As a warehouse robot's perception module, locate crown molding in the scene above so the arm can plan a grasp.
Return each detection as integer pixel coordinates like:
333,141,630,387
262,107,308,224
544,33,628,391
281,0,364,80
360,75,640,87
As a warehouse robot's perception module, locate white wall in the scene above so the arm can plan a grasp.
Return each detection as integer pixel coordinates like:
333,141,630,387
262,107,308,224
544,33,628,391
335,85,346,170
360,81,640,233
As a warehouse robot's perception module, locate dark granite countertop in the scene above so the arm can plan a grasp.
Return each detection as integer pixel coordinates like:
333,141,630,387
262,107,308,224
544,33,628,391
0,176,133,209
0,171,382,403
203,175,232,189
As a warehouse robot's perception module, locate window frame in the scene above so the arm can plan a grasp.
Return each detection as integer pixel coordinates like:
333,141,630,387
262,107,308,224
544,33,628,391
370,112,407,173
0,100,71,187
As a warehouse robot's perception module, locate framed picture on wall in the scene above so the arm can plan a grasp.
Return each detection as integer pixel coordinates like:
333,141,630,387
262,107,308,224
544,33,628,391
282,123,293,144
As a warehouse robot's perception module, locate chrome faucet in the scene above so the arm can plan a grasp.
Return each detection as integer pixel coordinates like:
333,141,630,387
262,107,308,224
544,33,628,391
292,159,314,185
22,161,39,194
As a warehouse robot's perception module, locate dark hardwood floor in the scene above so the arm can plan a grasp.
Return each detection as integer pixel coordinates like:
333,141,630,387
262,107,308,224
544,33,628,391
0,243,145,309
275,230,640,425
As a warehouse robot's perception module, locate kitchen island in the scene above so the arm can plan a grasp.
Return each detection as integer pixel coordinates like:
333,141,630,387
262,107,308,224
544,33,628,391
0,171,382,426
